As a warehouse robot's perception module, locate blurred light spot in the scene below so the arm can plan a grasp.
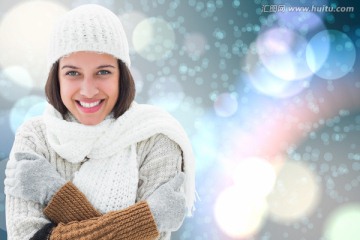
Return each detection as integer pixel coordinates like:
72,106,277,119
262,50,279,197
214,92,238,117
313,30,356,80
245,46,309,98
0,1,68,88
2,66,33,89
132,17,175,61
147,76,184,111
119,11,147,53
171,97,203,136
9,95,46,133
306,30,331,74
256,27,312,80
25,101,47,121
0,66,33,102
214,186,268,238
324,203,360,240
267,161,321,223
130,66,144,93
183,32,207,59
232,157,276,197
71,0,114,9
233,0,241,8
213,28,226,40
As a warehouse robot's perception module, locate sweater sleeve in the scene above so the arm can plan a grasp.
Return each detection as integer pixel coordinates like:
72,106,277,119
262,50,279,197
137,134,184,200
137,134,185,239
5,118,55,240
6,195,50,240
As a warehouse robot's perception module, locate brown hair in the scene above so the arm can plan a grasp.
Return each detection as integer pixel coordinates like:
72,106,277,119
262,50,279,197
45,59,135,119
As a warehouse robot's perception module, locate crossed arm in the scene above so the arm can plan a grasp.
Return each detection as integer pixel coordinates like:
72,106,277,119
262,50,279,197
5,121,186,240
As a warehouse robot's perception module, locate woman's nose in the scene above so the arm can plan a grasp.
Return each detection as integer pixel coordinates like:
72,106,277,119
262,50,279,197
79,77,99,97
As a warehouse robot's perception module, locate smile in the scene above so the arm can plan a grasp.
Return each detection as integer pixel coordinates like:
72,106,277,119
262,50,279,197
79,100,102,108
76,100,105,113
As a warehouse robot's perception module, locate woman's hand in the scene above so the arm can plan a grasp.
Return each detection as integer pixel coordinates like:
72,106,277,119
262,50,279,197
5,152,66,205
147,172,186,232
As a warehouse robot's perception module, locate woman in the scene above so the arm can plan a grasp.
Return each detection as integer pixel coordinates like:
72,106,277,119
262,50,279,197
4,4,195,240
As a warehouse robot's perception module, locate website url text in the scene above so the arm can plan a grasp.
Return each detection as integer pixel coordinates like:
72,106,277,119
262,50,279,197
262,5,354,13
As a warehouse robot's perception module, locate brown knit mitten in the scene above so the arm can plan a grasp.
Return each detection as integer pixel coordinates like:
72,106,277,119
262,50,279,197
44,181,101,224
50,201,159,240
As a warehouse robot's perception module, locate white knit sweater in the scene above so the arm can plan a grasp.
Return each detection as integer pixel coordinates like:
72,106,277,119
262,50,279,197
5,102,195,240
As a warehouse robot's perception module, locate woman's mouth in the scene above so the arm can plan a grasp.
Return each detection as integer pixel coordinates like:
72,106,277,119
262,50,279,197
76,100,104,113
79,100,101,108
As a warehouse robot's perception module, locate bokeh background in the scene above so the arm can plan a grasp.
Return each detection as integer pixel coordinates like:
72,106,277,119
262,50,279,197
0,0,359,239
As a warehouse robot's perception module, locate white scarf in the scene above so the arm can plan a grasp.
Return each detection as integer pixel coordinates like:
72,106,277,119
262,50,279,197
44,102,196,215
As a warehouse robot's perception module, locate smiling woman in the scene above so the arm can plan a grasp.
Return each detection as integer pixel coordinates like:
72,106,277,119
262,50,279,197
4,4,195,240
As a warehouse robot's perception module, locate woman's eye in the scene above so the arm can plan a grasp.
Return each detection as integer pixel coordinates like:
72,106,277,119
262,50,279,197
97,70,111,75
65,71,79,76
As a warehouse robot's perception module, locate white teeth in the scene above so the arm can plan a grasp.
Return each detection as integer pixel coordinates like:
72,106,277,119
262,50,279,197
79,100,101,108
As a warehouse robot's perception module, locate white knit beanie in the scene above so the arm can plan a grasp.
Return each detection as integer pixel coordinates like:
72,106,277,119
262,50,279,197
48,4,130,68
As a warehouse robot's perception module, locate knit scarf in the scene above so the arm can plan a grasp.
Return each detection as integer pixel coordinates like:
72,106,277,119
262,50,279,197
43,102,196,215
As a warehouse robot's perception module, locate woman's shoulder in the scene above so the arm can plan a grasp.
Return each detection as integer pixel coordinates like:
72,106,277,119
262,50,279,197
138,133,177,145
137,133,181,156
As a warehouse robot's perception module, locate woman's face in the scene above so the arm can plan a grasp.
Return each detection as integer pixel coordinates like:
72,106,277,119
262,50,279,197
58,51,119,125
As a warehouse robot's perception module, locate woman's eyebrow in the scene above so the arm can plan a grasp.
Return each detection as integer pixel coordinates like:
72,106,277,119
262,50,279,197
61,65,79,70
97,64,116,69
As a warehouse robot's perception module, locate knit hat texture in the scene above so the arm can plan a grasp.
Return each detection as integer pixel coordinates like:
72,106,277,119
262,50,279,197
48,4,130,67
